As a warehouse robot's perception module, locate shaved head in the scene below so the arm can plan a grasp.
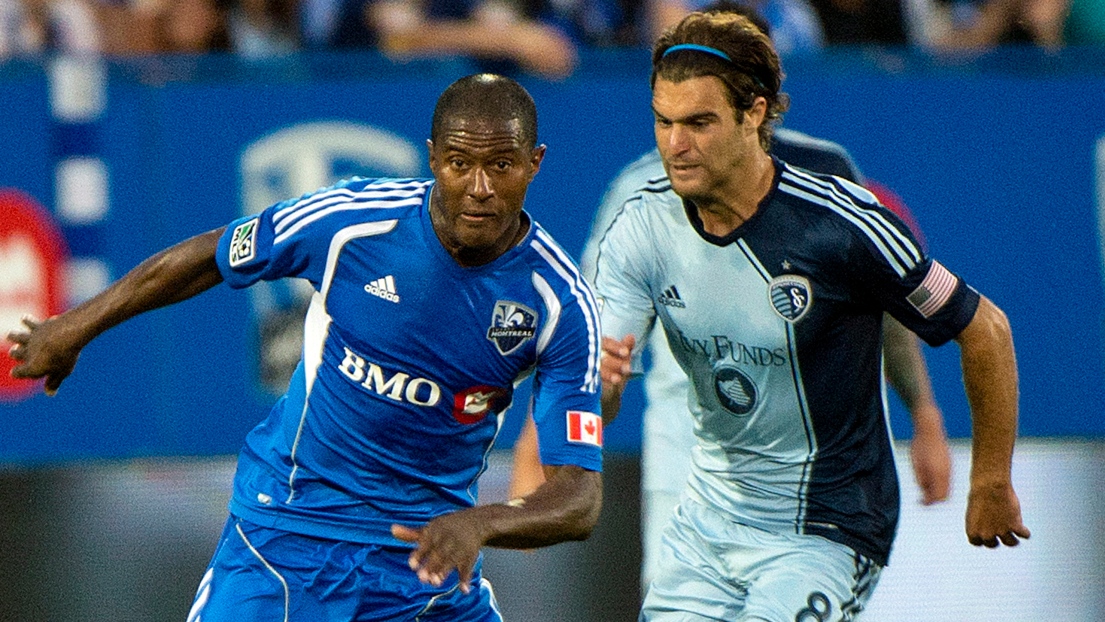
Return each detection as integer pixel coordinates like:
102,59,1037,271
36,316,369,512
431,74,538,148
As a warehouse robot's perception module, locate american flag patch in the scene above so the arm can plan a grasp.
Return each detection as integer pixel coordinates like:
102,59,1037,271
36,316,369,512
566,411,603,447
907,261,957,318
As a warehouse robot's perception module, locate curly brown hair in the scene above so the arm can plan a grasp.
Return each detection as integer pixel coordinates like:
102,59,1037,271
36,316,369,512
651,11,789,151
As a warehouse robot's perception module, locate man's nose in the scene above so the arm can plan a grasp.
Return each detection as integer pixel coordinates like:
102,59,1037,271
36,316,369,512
667,125,692,153
469,167,494,201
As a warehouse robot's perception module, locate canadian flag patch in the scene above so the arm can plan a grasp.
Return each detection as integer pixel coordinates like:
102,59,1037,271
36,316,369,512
566,411,603,447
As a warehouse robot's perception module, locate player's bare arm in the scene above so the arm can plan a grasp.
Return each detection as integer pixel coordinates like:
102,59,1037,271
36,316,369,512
7,227,226,395
392,463,601,591
507,415,545,498
883,315,952,504
599,334,635,425
955,294,1031,548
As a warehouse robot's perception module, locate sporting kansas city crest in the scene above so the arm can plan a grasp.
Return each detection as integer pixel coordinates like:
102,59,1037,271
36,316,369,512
487,301,538,355
768,275,812,322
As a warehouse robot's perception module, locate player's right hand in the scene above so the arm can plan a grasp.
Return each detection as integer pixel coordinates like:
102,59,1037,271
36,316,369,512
391,513,486,594
6,314,81,396
599,334,634,389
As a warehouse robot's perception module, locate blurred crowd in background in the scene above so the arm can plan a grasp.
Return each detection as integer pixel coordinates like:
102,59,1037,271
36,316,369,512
0,0,1102,79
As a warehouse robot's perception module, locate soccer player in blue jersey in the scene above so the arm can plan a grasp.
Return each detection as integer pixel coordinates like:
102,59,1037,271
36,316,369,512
592,11,1030,621
7,73,605,621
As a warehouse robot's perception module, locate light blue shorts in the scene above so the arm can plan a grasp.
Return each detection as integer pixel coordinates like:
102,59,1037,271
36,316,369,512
187,515,503,622
641,498,882,622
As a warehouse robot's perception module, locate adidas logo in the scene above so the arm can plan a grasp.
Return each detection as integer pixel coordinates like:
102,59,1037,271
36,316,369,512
365,275,400,303
657,285,685,308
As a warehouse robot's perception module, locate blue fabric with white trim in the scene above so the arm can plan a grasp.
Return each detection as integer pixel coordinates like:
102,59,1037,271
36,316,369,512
188,516,503,621
214,177,602,547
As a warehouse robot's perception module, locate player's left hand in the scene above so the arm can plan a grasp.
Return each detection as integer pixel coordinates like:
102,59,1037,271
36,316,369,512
964,480,1031,548
391,513,486,593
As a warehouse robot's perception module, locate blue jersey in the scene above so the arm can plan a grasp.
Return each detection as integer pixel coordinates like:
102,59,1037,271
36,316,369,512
595,159,978,565
215,177,603,546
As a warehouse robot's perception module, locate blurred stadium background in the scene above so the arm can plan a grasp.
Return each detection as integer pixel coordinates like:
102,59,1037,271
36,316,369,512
1,42,1103,621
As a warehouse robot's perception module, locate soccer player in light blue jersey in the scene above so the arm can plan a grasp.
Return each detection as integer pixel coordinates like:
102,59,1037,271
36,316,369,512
509,1,952,594
511,131,953,592
7,74,605,622
592,11,1030,621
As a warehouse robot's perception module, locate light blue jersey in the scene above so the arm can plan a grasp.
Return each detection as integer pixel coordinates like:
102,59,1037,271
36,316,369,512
595,159,977,566
582,130,866,584
215,177,603,547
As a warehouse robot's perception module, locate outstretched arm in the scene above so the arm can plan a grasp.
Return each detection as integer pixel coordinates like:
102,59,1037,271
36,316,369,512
7,227,226,394
955,295,1030,548
392,463,601,591
883,315,952,504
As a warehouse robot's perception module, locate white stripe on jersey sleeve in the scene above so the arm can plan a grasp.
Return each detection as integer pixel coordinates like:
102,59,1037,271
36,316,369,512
274,196,423,246
805,172,922,265
780,169,923,276
531,229,602,393
782,167,921,264
532,272,562,356
273,179,429,227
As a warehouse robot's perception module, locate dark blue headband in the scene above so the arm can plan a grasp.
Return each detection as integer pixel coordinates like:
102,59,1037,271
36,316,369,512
662,43,732,63
661,43,766,91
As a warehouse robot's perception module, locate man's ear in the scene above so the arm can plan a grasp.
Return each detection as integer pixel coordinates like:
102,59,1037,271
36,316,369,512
747,97,768,129
427,139,436,169
529,144,547,179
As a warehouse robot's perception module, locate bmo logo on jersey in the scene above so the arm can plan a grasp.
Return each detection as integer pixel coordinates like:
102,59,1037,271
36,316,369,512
338,347,441,406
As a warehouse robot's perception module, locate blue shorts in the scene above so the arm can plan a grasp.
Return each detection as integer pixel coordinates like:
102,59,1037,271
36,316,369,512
641,498,882,622
187,516,503,622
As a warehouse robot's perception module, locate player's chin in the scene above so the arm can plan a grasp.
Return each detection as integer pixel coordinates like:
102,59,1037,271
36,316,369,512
455,228,506,256
669,178,707,201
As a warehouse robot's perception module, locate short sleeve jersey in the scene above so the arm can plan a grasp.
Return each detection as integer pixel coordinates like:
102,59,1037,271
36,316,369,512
580,132,866,498
593,159,979,565
215,177,603,546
